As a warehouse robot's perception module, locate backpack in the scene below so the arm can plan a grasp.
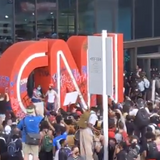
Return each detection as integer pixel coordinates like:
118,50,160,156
134,108,150,128
41,132,53,152
58,147,71,159
0,136,6,144
77,110,93,129
59,148,68,160
147,141,159,159
64,146,72,157
7,139,19,157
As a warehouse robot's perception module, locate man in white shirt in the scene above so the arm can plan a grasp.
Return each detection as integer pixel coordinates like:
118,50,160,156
45,84,58,112
137,78,146,98
79,107,98,160
143,77,150,89
138,79,145,92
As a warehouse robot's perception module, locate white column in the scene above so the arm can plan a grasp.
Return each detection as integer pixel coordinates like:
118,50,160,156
102,30,108,160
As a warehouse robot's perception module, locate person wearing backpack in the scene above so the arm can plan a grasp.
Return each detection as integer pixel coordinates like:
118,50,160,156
129,98,150,137
17,105,43,160
78,107,99,160
54,139,71,160
53,122,69,154
7,128,23,160
0,124,8,160
39,126,53,160
126,137,140,160
143,131,160,160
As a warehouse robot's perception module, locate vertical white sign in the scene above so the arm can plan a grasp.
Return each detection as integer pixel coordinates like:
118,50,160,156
88,37,113,95
105,37,113,96
88,36,103,94
88,30,113,160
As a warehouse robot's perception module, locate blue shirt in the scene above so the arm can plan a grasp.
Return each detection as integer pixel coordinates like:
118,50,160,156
53,132,67,149
17,115,43,142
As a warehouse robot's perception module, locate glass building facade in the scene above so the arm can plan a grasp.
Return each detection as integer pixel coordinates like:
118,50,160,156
0,0,160,53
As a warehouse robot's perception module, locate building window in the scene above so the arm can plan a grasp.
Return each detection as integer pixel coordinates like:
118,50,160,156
37,0,57,39
135,0,152,38
78,0,95,34
154,0,160,37
94,0,118,33
0,1,13,53
15,0,36,40
118,0,132,40
58,0,77,40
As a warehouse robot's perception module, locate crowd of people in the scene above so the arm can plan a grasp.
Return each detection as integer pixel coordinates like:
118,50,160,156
1,66,160,160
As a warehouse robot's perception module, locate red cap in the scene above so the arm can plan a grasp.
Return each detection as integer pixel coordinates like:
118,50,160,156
49,83,53,87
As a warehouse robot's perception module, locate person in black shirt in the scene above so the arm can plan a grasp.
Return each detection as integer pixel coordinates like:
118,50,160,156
0,93,11,121
125,115,135,136
53,115,66,134
115,142,127,160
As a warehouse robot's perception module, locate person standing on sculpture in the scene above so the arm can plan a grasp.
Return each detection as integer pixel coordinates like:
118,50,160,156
31,85,43,103
44,84,58,112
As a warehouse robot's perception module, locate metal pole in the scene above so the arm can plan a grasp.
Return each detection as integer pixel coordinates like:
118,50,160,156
132,0,135,39
87,49,91,107
151,0,154,37
57,53,61,111
102,30,108,160
56,0,59,34
94,0,98,32
114,34,118,103
75,0,78,35
152,79,156,102
12,0,15,43
35,0,38,40
112,0,118,32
